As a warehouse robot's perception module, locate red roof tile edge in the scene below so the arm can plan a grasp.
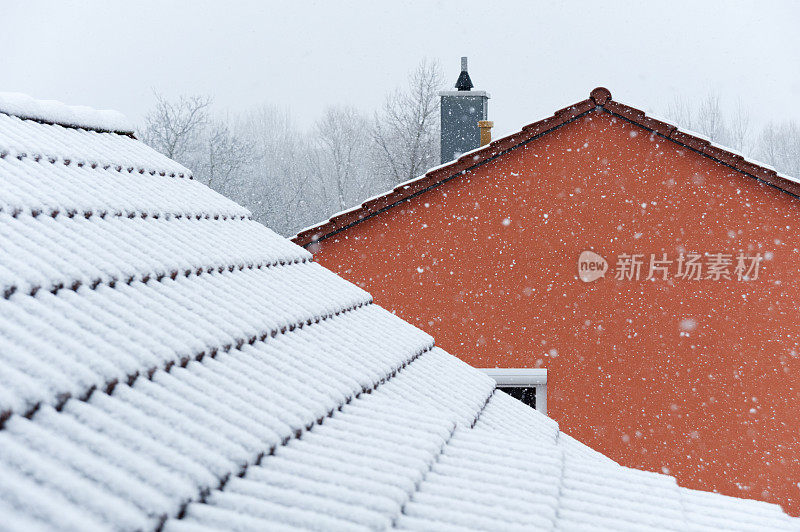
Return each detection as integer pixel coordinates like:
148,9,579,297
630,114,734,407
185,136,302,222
292,87,800,247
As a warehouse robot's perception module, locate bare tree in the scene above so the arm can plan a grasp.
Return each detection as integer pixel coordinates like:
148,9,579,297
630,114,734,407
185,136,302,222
665,93,728,143
373,59,444,185
195,119,254,195
312,106,372,210
726,100,752,153
695,93,727,142
139,64,446,236
238,105,326,235
665,96,695,131
663,92,800,178
757,122,800,178
665,93,757,149
140,94,257,206
757,122,781,167
140,94,211,162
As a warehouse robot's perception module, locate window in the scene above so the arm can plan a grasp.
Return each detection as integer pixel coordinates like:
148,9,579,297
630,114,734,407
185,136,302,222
480,368,547,415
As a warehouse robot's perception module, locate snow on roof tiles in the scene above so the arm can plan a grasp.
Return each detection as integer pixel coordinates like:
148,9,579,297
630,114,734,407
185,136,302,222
0,94,797,531
0,92,134,134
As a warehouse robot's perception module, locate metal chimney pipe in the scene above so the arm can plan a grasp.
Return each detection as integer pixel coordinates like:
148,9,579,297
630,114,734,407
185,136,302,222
454,56,474,91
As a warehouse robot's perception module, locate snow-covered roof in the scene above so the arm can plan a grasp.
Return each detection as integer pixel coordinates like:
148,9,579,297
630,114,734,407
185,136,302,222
0,92,134,134
0,96,797,531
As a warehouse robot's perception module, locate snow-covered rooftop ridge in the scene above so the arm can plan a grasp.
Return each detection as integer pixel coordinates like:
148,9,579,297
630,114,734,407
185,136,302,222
649,117,786,175
293,88,800,248
0,107,798,530
0,92,134,134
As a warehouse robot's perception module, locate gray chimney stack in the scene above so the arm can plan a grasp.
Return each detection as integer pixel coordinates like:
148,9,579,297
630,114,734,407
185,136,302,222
439,56,489,163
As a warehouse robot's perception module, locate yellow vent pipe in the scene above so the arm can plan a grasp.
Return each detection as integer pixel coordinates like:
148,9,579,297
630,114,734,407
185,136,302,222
478,120,494,147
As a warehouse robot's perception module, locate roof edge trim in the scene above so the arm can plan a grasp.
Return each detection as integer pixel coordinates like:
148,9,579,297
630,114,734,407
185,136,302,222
292,87,799,248
0,92,136,136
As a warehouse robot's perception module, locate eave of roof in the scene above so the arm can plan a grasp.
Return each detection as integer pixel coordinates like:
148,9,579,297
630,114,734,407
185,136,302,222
0,92,135,136
292,87,800,248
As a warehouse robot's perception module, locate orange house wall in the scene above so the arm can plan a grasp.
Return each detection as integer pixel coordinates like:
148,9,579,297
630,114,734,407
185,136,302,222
312,112,800,513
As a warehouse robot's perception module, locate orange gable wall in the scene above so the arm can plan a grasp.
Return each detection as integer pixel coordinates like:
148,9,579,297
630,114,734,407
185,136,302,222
312,111,800,513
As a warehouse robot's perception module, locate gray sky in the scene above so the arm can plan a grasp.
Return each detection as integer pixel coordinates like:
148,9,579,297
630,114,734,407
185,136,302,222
4,1,799,137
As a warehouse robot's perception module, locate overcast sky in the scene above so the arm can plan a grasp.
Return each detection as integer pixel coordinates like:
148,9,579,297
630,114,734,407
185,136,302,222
4,1,799,137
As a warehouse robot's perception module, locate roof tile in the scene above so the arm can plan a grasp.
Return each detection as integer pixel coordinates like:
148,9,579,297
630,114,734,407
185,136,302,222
590,87,612,105
603,100,646,123
702,144,745,167
668,129,711,152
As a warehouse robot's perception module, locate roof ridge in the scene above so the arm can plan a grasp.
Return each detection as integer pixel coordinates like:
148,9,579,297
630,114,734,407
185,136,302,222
0,92,134,135
292,87,799,248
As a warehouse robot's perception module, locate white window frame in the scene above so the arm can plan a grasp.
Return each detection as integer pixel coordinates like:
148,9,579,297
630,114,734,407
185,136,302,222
480,368,547,416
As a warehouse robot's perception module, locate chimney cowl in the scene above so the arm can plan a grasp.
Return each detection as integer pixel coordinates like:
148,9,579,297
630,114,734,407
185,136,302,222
455,56,474,91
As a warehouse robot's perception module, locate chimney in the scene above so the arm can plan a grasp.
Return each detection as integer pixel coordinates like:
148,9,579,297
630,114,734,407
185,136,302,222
439,57,490,163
